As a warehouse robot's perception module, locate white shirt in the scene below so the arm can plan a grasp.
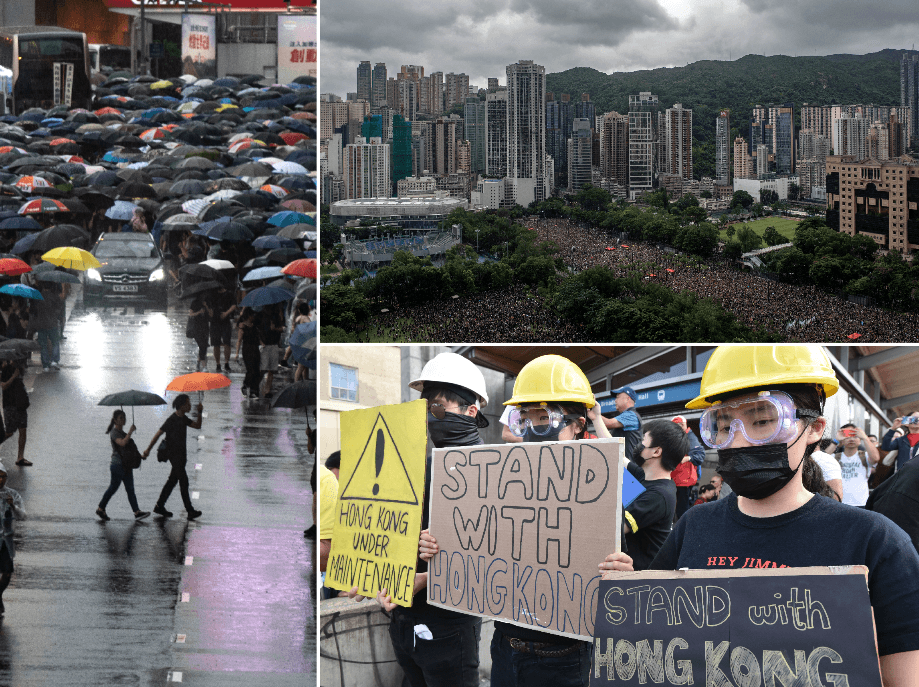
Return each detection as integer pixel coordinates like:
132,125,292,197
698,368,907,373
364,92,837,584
837,450,870,507
810,450,842,482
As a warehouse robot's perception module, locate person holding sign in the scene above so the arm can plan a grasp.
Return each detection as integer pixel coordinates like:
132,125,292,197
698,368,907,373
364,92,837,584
421,354,616,687
600,344,919,684
361,352,490,687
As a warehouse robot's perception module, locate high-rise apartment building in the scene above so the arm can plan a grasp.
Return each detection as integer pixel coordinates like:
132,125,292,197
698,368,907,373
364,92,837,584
629,92,658,196
800,104,835,141
343,137,391,199
901,53,918,144
732,137,750,180
600,111,629,187
487,78,499,92
445,73,470,112
506,60,546,207
798,130,829,162
567,118,593,192
715,110,730,183
825,155,919,253
756,144,769,178
546,93,571,189
412,121,433,175
464,96,487,175
663,103,692,180
429,72,444,115
486,90,508,178
834,115,870,159
371,63,387,108
867,123,890,160
433,117,459,175
357,61,372,103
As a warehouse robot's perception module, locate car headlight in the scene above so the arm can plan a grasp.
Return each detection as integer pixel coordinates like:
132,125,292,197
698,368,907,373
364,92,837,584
86,269,102,282
149,268,165,282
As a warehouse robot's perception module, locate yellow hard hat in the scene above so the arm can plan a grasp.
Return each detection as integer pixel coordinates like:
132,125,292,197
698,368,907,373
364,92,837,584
686,345,839,410
504,355,596,409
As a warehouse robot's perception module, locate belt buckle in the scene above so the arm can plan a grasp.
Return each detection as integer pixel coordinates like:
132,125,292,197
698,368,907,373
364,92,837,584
508,638,529,653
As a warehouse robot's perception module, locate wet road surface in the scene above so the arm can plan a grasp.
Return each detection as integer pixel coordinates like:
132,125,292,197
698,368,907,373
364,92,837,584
0,289,314,685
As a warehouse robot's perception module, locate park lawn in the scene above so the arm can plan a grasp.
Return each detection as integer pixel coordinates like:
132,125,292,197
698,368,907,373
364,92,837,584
726,217,800,242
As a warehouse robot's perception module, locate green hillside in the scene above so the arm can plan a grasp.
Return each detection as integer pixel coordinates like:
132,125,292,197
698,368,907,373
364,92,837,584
546,49,914,178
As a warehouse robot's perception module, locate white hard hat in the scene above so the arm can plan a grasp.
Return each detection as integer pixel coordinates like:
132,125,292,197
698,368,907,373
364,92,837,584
409,352,489,408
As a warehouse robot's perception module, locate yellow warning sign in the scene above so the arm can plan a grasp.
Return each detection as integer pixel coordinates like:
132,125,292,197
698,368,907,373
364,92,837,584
325,399,427,606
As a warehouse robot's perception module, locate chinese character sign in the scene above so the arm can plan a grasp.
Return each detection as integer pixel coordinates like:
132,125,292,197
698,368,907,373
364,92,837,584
277,15,317,83
181,14,216,79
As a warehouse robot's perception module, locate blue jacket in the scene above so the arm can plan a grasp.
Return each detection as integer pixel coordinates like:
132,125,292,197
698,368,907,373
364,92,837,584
880,429,919,471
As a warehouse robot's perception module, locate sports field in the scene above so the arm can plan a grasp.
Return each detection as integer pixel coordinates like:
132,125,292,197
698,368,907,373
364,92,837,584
724,217,800,241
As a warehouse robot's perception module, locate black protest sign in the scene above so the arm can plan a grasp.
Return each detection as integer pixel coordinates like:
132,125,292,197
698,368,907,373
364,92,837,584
592,567,881,686
427,439,625,640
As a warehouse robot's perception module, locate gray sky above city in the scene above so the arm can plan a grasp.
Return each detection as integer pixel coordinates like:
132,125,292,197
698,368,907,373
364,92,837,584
321,0,919,98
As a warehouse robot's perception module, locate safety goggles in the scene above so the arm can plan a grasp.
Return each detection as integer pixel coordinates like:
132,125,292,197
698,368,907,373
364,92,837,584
507,403,581,438
699,391,819,449
425,399,466,419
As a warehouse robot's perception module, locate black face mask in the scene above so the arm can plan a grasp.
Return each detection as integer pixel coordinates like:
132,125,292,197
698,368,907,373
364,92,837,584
428,412,483,449
716,443,803,500
631,444,646,468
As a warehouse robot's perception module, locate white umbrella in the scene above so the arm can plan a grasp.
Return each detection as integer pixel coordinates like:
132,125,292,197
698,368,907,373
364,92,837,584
270,161,308,175
105,200,140,220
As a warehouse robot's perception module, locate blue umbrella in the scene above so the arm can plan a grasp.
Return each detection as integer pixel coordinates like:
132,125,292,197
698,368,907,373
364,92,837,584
243,266,284,282
105,200,140,221
0,284,42,300
252,235,296,252
11,234,37,255
239,286,294,308
267,211,313,227
288,321,316,349
0,216,42,231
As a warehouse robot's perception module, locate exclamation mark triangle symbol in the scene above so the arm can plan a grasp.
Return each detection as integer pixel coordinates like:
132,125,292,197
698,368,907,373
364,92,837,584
339,413,419,505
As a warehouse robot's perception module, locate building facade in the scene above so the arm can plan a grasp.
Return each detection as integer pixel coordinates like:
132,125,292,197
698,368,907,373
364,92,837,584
629,92,658,197
715,110,730,184
567,118,593,193
486,90,508,178
825,155,919,253
663,103,693,180
343,137,391,199
600,111,629,188
506,60,546,207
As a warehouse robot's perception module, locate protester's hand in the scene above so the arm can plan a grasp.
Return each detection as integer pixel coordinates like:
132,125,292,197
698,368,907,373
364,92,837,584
680,455,691,463
854,426,869,441
891,417,903,432
142,449,150,458
128,424,136,434
196,403,203,413
346,586,367,602
599,552,634,577
419,530,438,561
4,494,12,506
376,589,397,612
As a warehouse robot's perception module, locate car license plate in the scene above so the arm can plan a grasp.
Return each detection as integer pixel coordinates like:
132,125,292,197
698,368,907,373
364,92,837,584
112,285,138,293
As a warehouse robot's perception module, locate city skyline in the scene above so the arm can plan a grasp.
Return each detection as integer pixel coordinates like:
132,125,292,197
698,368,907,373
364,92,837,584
321,0,919,98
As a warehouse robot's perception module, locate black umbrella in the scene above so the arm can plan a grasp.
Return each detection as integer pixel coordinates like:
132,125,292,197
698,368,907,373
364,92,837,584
30,224,91,252
179,280,222,299
35,270,80,285
272,380,316,410
98,389,167,424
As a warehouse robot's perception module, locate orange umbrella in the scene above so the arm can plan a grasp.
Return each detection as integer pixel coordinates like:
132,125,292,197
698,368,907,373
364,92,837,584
605,247,614,251
848,333,862,340
665,268,675,273
282,258,317,279
621,245,630,248
649,273,656,277
166,372,231,393
0,258,31,276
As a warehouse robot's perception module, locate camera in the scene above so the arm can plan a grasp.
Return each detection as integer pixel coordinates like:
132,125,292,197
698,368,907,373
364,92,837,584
902,416,919,425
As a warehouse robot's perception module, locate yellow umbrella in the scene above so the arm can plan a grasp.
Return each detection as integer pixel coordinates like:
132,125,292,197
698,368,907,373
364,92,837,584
150,80,174,90
41,247,101,271
215,104,239,112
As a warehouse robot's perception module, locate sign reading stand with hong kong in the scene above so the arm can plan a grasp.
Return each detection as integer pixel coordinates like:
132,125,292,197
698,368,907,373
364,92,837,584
590,567,882,686
277,15,316,83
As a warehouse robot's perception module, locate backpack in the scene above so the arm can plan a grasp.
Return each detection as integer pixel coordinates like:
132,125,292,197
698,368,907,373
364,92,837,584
121,438,143,470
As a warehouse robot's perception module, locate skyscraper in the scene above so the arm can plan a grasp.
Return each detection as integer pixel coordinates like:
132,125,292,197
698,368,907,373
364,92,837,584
901,53,918,148
464,96,487,175
343,137,391,199
568,118,593,192
445,73,470,112
774,103,794,174
599,111,628,187
486,90,508,178
545,93,571,189
357,61,372,103
715,110,730,183
371,63,387,108
506,60,546,207
629,92,658,196
732,137,749,180
663,103,692,180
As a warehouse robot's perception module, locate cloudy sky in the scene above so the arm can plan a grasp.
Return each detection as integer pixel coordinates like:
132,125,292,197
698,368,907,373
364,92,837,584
321,0,919,98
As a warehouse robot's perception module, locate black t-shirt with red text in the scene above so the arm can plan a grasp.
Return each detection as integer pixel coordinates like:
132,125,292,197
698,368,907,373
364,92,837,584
650,492,919,656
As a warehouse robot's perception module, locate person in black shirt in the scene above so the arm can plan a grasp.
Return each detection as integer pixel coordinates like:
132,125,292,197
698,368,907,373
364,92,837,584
235,307,262,399
0,359,30,466
622,420,687,570
600,345,919,684
142,394,203,520
258,303,284,400
866,456,919,554
209,285,236,373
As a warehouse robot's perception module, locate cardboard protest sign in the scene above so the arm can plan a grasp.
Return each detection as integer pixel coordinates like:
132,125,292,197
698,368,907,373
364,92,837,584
325,400,427,607
427,438,626,640
592,566,881,686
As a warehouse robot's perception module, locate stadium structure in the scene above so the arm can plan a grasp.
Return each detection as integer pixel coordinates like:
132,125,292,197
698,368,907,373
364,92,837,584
340,225,463,272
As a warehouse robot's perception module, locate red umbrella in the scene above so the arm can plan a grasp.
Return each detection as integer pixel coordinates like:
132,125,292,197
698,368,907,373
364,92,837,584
94,107,122,115
665,268,675,273
19,198,68,215
605,246,614,251
0,258,31,276
621,244,630,248
14,176,53,191
49,138,76,146
280,132,308,145
848,333,862,340
280,199,315,212
649,273,656,277
282,258,317,279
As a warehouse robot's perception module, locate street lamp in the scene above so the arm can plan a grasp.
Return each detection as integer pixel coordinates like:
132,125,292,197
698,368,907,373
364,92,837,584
475,229,479,252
